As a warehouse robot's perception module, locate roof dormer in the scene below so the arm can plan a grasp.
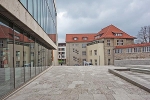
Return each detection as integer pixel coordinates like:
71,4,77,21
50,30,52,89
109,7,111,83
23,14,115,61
73,37,78,40
112,32,123,36
82,37,88,40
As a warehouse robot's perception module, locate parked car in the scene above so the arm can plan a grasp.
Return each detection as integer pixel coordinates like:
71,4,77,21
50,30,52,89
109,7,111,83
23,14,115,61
74,64,79,66
22,64,30,67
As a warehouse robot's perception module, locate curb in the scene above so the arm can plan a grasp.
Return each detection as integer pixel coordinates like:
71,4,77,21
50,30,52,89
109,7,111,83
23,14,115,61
108,69,150,93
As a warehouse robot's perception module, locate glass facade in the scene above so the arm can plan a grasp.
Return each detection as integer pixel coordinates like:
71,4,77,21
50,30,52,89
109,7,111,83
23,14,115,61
0,0,55,97
20,0,57,34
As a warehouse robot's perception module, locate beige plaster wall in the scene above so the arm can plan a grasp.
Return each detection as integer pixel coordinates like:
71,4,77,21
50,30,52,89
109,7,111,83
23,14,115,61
86,43,104,66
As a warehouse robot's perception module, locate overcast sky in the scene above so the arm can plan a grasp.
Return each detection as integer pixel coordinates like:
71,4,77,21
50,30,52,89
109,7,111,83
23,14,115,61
55,0,150,43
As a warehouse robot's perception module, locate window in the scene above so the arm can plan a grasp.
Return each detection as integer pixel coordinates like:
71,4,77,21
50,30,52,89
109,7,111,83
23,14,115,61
117,40,123,45
95,59,97,65
16,61,20,67
73,37,78,40
134,48,137,52
90,59,92,63
83,59,86,61
126,48,132,53
72,44,74,46
0,51,3,56
82,44,86,48
62,54,65,58
0,61,3,68
82,51,86,55
75,44,78,46
143,46,150,52
31,44,34,49
115,49,122,53
82,37,88,40
94,50,97,55
138,48,141,52
31,52,34,56
95,35,100,39
114,33,122,36
134,48,141,52
14,35,20,40
16,51,20,57
107,49,110,55
107,40,110,46
108,59,110,65
0,40,3,47
90,50,92,55
62,48,65,51
23,61,26,65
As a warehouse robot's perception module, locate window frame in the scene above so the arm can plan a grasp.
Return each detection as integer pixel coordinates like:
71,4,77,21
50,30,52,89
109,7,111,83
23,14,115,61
107,40,110,46
94,50,97,55
117,40,123,45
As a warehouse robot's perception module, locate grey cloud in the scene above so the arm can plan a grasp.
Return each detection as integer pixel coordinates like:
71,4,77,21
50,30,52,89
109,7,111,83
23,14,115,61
56,0,150,42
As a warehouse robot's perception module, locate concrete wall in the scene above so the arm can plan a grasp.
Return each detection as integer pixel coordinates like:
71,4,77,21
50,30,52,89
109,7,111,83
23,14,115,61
114,59,150,66
52,49,58,66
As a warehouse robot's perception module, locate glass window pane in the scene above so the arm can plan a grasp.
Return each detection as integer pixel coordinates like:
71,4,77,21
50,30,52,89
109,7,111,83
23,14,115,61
37,0,41,25
30,36,35,78
23,33,31,82
0,16,14,97
28,0,33,16
35,41,40,75
20,0,27,8
14,25,24,88
33,0,38,21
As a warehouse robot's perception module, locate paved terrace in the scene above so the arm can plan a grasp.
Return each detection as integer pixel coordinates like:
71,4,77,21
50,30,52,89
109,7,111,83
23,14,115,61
6,66,150,100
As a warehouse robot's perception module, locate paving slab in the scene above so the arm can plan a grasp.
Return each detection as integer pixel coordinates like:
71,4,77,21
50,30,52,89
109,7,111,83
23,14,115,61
4,66,150,100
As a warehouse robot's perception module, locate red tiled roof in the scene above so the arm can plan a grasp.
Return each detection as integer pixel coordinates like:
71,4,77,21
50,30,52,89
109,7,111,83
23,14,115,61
0,25,13,39
66,33,96,43
65,25,135,43
97,25,136,39
0,25,32,43
115,43,150,49
48,34,56,43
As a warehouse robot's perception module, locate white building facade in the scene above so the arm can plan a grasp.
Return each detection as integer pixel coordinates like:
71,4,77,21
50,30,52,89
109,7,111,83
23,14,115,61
58,43,66,64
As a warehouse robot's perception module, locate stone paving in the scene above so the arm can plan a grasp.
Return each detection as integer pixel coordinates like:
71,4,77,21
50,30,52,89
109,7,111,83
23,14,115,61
6,66,150,100
121,71,150,83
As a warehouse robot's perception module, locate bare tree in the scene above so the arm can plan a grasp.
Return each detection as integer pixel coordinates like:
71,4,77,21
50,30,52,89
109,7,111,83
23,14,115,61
136,26,150,43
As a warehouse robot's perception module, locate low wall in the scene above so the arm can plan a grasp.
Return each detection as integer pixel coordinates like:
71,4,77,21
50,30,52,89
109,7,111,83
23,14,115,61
114,59,150,66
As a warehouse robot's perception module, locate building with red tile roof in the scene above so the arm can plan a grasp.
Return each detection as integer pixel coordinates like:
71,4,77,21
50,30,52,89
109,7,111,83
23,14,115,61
66,24,136,66
95,24,135,39
115,43,150,49
114,43,150,60
66,33,96,43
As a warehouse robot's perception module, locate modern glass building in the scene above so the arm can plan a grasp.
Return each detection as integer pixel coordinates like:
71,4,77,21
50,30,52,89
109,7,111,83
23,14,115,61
0,0,57,99
20,0,57,34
